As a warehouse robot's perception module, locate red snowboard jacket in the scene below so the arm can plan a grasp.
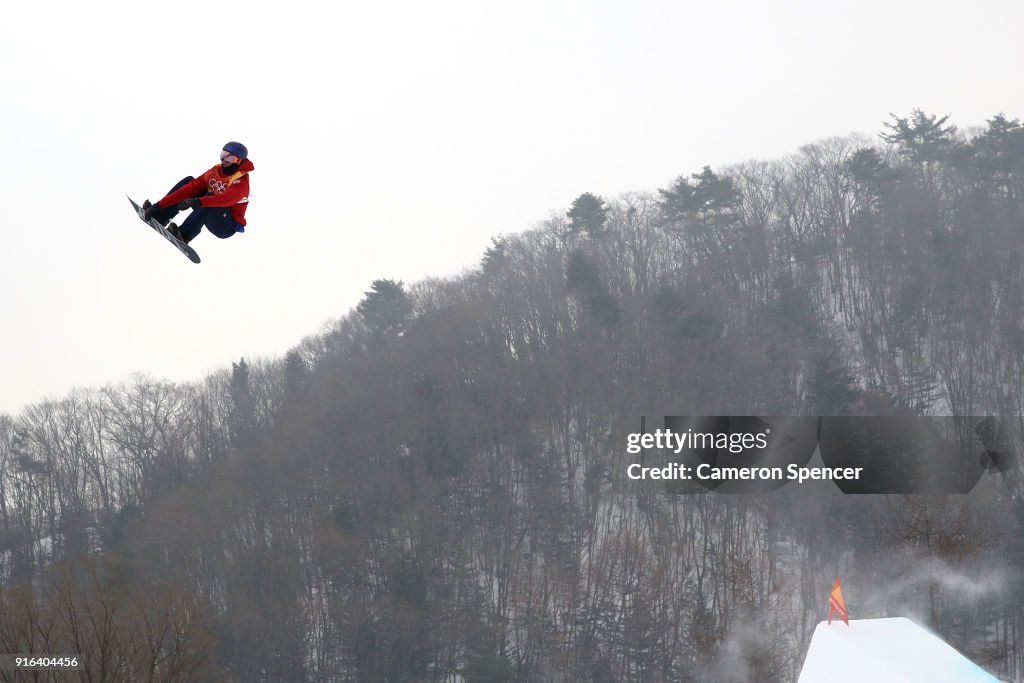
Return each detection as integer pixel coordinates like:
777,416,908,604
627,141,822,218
157,158,255,226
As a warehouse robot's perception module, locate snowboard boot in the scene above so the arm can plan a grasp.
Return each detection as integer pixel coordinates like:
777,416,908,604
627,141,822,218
167,222,189,243
142,199,172,227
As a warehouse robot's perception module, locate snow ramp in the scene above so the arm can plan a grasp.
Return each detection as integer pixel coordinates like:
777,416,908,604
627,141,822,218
798,617,999,682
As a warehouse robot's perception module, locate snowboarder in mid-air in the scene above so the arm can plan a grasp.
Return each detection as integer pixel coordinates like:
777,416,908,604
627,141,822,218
142,141,253,244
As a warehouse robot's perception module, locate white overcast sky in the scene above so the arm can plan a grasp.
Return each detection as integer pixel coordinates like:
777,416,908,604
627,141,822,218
2,0,1023,415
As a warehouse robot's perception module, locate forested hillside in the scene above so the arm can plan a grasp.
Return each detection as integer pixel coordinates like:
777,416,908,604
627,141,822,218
3,111,1024,681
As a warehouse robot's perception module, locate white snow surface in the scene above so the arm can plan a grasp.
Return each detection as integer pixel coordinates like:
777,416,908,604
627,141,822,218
798,617,999,682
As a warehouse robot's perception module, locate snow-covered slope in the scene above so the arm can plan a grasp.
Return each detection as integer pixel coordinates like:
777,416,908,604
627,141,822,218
798,617,999,682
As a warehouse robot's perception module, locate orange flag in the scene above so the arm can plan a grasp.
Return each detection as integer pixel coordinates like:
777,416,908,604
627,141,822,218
828,576,849,625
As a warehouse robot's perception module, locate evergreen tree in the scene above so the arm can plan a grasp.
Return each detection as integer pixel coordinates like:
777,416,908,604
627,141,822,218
843,147,893,187
228,358,255,448
283,349,308,398
480,235,509,275
357,278,414,345
880,109,959,165
658,166,742,229
567,192,608,237
804,351,861,415
970,114,1024,197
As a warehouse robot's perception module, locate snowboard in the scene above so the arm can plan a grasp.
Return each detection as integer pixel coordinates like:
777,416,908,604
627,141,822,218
127,195,201,263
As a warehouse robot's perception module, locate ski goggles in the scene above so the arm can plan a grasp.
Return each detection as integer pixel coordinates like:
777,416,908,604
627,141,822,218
220,150,241,164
